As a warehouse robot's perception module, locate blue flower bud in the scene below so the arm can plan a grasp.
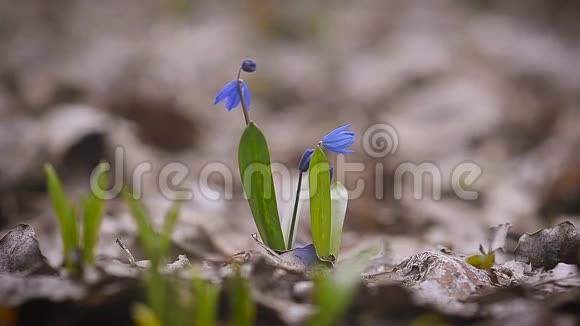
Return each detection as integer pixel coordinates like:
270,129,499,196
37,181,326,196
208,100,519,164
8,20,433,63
329,166,334,182
241,59,257,73
298,148,315,172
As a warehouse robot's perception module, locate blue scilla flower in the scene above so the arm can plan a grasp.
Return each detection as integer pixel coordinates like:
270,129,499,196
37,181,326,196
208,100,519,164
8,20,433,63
214,80,251,111
241,59,257,73
298,148,315,172
321,124,355,154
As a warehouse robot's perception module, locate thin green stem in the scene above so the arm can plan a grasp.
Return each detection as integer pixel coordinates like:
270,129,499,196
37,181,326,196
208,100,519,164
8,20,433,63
287,172,303,249
236,67,250,126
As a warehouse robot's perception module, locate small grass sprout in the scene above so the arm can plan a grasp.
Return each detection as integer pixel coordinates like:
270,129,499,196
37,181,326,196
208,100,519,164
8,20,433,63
45,162,109,274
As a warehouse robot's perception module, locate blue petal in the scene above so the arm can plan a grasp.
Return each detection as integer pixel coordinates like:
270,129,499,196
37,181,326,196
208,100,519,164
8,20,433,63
242,82,251,111
324,132,355,144
323,138,355,148
226,88,241,111
298,148,315,172
323,144,354,154
214,80,237,104
323,124,352,141
324,132,355,142
322,133,355,146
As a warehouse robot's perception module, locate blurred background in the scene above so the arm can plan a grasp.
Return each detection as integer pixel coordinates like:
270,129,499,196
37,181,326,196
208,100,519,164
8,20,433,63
1,0,580,266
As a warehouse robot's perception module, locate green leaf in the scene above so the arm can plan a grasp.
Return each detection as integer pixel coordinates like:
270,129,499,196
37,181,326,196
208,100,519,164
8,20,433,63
132,303,161,326
44,164,79,271
192,274,219,326
310,251,371,326
82,163,108,265
466,252,495,269
228,268,255,326
122,191,156,260
238,121,285,250
160,201,181,255
309,146,331,258
329,182,348,259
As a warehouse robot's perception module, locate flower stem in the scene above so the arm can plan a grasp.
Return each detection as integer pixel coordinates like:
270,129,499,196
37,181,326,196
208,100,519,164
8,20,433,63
287,172,303,249
236,68,250,126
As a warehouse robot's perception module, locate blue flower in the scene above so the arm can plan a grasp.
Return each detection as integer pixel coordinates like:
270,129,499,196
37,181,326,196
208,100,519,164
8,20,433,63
329,166,334,181
298,148,315,172
241,59,257,73
321,124,355,154
214,80,251,111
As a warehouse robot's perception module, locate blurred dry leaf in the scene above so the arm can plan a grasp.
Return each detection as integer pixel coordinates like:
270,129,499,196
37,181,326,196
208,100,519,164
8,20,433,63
0,274,85,306
484,223,512,254
515,221,580,269
0,224,54,275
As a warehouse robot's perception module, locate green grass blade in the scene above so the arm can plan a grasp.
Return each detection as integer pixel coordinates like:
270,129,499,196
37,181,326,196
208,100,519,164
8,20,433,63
160,201,181,255
82,163,109,265
228,269,255,326
122,190,156,260
238,121,285,250
308,146,331,258
310,252,371,326
82,195,101,265
192,276,219,326
132,303,161,326
45,164,79,270
329,182,348,259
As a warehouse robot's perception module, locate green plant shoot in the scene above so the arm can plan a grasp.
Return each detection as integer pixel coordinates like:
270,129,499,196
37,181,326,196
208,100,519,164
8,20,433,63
82,162,108,265
309,146,331,258
238,121,285,250
228,267,256,326
45,164,79,273
123,191,182,325
310,252,372,326
329,182,348,259
191,271,220,326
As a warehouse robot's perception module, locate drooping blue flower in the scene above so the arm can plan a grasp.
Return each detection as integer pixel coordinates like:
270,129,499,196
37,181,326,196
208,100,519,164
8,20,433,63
321,124,355,154
241,59,257,73
298,148,315,172
214,80,251,111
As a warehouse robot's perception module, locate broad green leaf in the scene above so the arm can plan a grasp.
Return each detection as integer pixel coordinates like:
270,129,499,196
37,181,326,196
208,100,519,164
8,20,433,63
238,121,285,250
466,252,495,269
45,164,79,270
309,146,331,258
329,182,348,259
82,163,108,265
281,175,305,249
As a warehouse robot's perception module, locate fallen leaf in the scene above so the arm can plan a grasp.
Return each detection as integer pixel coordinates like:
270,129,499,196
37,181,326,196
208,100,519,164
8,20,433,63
485,223,512,254
250,233,333,271
0,224,55,275
514,221,580,269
